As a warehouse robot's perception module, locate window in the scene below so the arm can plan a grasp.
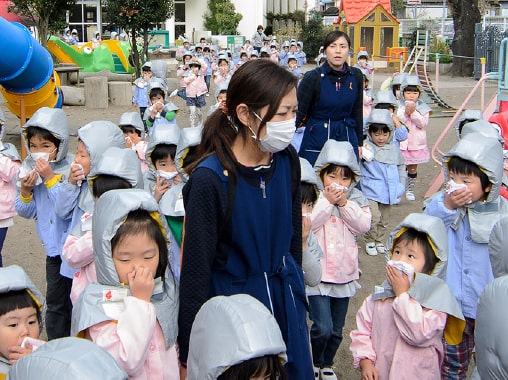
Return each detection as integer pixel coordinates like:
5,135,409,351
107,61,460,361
365,13,375,22
360,27,374,56
175,0,185,39
175,25,186,39
381,27,393,57
175,1,185,23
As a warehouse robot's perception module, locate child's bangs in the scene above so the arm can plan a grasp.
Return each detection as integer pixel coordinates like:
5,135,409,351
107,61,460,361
25,126,60,147
404,85,420,93
320,163,356,181
0,289,41,321
446,156,490,190
391,227,439,274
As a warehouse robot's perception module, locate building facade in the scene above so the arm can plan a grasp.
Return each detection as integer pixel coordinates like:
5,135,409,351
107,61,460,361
66,0,318,43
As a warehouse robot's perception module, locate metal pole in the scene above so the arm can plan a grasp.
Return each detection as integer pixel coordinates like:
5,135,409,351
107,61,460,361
435,53,440,93
97,0,102,35
441,0,446,36
481,57,486,109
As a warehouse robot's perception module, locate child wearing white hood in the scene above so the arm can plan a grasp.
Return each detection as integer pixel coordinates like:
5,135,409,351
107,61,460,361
350,213,465,379
15,107,74,340
71,189,179,379
157,125,203,284
9,337,127,379
0,265,45,376
118,112,149,173
308,140,371,380
472,216,508,379
187,294,288,380
361,109,406,256
62,147,143,304
424,132,508,378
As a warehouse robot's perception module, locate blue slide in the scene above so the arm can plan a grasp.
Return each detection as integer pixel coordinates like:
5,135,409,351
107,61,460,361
0,16,63,118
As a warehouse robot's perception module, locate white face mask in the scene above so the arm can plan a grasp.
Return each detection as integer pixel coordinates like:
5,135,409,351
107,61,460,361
157,170,179,184
253,112,296,153
30,152,50,161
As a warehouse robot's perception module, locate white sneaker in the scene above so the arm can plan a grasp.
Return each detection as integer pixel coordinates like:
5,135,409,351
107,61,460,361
169,89,178,98
320,367,338,380
365,242,378,256
314,366,320,379
376,244,385,254
405,191,415,201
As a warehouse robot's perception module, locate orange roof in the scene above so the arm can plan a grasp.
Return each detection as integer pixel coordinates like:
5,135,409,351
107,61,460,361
340,0,392,24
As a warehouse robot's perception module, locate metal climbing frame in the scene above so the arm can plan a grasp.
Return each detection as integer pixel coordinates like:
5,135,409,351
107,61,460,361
496,37,508,111
402,30,454,110
424,73,497,198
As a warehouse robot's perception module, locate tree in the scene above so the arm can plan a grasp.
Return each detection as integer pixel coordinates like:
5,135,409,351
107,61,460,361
8,0,76,47
447,0,481,76
203,0,242,35
299,11,332,62
104,0,174,77
390,0,405,18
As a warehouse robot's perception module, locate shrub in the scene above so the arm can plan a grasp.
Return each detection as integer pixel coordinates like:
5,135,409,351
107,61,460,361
429,53,453,63
299,11,333,62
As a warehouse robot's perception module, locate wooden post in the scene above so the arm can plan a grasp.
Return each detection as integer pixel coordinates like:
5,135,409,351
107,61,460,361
108,82,132,106
84,77,108,109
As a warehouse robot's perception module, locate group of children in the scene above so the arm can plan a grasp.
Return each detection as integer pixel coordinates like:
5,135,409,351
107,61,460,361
1,55,508,380
297,102,507,379
0,101,191,378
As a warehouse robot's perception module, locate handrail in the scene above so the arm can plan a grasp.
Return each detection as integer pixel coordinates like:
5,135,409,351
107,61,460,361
430,73,494,167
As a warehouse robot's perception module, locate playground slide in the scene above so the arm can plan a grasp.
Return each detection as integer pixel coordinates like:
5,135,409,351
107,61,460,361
47,37,134,74
0,16,63,118
47,36,115,73
102,40,133,73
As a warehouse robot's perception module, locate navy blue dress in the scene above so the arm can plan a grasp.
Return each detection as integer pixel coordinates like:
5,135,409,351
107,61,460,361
178,148,313,379
299,64,362,165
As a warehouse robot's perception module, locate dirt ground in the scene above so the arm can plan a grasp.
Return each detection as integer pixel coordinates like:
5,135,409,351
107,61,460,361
0,67,497,379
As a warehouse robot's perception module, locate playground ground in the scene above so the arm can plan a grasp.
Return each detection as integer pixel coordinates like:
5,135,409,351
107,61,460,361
0,68,497,379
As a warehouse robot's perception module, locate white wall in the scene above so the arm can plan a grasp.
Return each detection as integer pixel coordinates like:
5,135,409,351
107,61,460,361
166,0,308,45
176,0,266,42
234,0,266,38
185,0,207,39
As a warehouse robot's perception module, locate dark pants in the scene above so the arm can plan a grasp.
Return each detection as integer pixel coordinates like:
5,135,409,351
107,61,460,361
139,106,148,133
177,88,186,100
308,295,350,367
204,75,211,92
0,227,7,266
45,255,73,340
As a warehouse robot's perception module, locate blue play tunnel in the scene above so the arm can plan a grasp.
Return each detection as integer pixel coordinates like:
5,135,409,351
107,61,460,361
0,16,62,117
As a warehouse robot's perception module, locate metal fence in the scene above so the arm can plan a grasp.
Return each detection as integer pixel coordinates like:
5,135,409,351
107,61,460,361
474,24,508,79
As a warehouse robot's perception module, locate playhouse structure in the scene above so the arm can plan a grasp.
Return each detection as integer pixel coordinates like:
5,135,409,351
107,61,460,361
337,0,399,62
